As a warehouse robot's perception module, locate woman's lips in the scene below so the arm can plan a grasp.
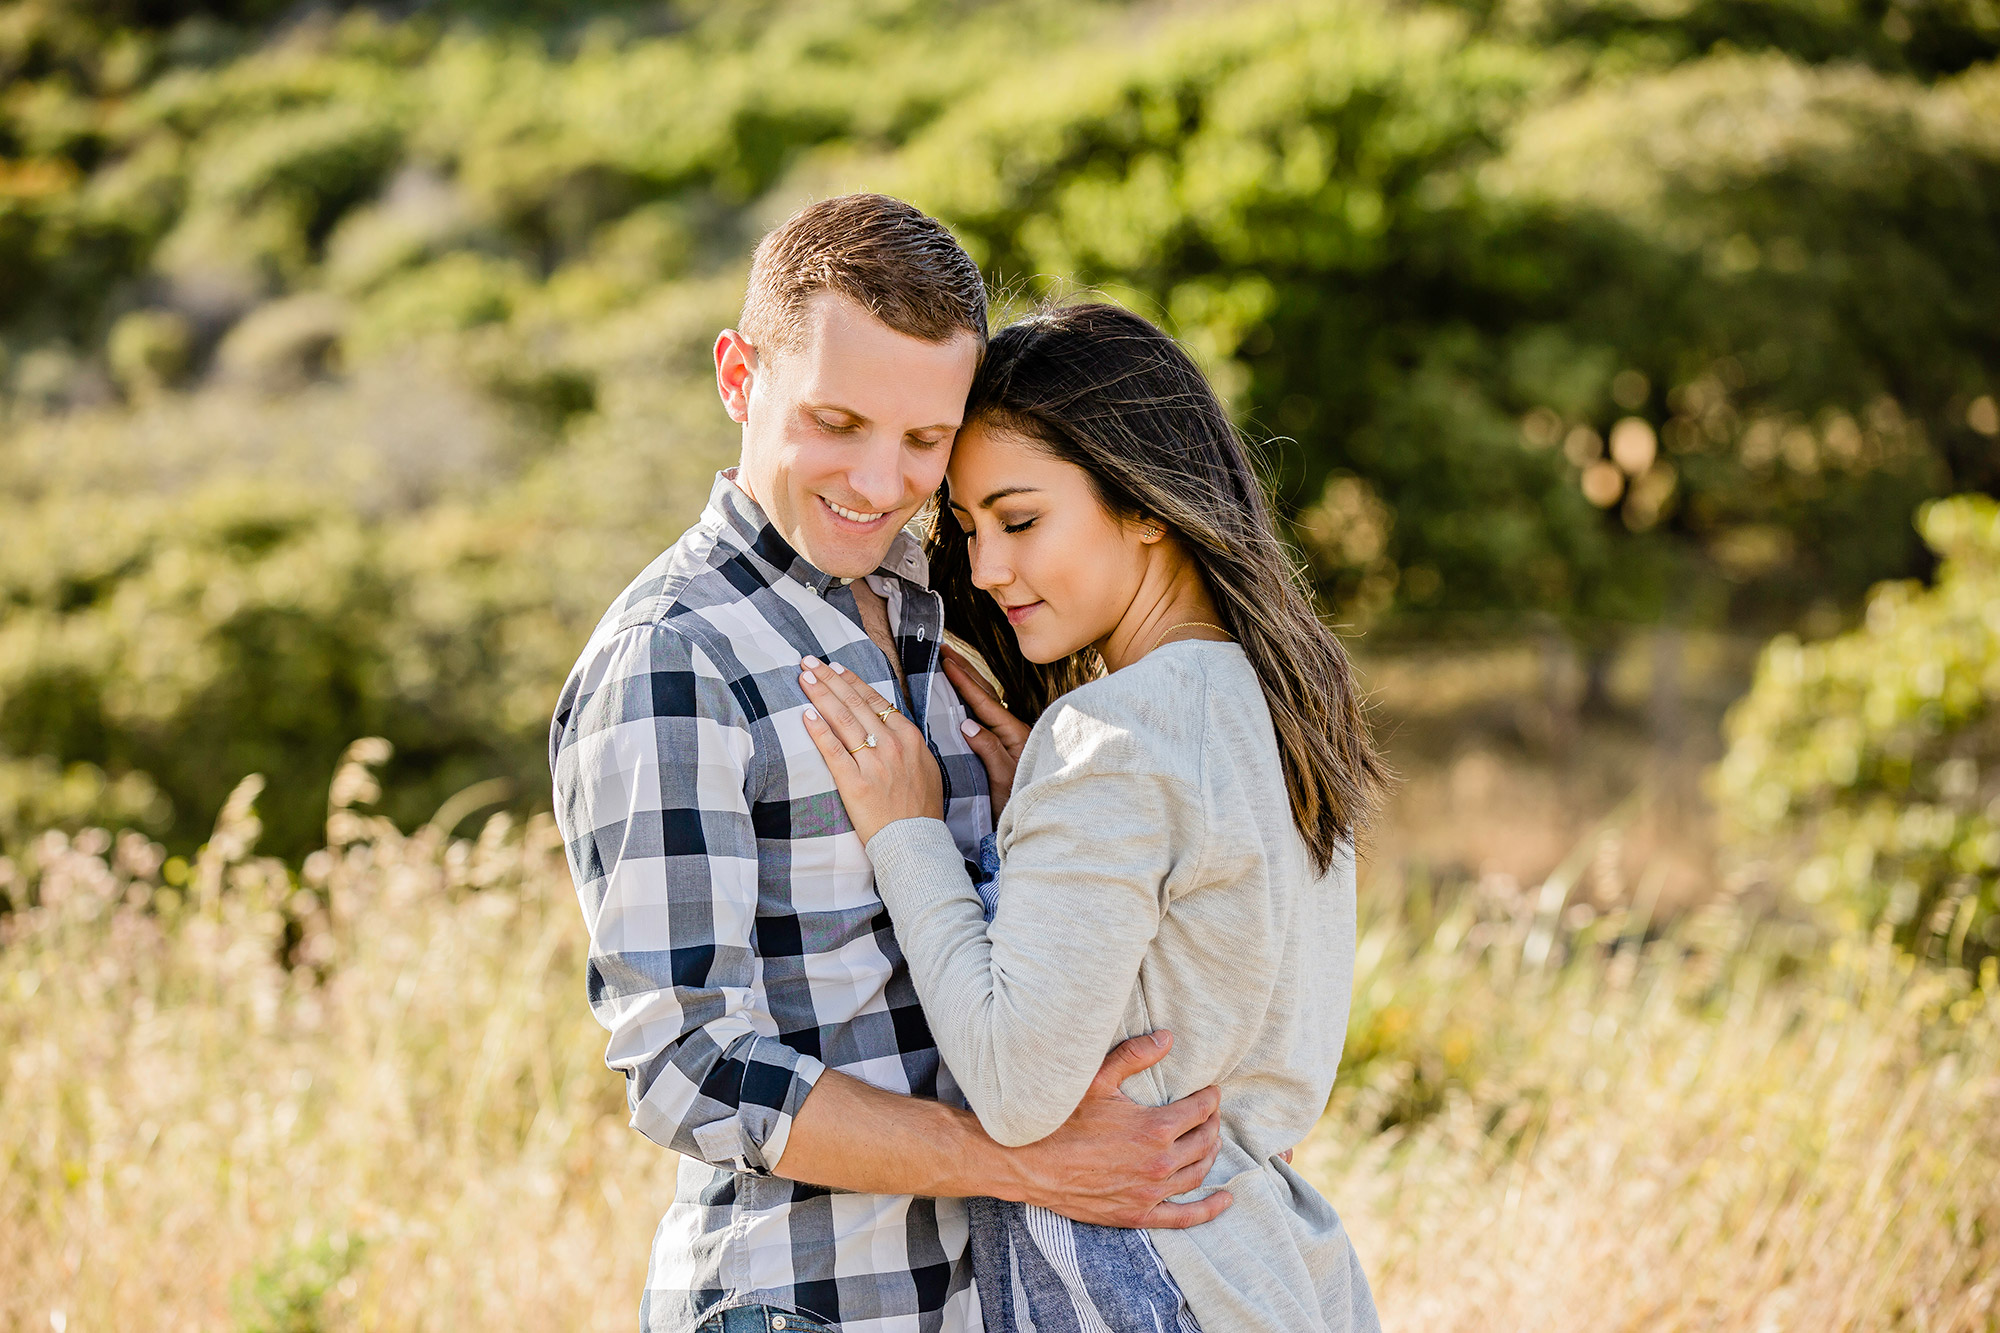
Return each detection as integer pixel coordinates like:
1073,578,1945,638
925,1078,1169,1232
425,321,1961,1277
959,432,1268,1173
1003,601,1042,626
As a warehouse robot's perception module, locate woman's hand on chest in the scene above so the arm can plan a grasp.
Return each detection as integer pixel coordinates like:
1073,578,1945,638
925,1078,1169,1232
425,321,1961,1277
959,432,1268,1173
798,655,944,842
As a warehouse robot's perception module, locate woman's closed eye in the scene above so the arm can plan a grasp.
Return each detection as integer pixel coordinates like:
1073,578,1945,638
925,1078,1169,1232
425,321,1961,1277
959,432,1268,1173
1001,516,1037,534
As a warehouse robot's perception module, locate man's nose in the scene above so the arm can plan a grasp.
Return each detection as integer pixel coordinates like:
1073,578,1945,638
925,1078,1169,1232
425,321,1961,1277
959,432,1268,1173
845,434,909,511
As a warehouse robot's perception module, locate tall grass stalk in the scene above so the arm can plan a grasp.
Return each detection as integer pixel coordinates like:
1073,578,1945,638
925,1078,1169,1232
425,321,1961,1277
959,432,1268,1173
3,747,1996,1330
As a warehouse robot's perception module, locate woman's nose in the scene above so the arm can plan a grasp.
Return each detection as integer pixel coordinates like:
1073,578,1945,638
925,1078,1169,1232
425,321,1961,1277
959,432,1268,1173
967,538,1008,592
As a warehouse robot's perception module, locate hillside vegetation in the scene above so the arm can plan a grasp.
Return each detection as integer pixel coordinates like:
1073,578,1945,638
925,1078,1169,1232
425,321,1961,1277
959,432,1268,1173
3,0,1998,855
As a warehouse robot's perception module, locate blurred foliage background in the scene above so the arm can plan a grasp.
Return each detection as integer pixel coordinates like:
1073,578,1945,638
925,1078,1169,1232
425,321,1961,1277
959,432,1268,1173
1,0,1997,947
6,4,2000,1326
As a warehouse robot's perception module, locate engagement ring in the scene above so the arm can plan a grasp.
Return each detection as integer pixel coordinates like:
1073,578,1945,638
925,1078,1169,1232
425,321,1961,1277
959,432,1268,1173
846,733,878,754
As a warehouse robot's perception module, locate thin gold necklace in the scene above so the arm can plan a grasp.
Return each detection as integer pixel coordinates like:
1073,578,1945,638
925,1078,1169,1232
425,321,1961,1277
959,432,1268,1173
1147,619,1232,655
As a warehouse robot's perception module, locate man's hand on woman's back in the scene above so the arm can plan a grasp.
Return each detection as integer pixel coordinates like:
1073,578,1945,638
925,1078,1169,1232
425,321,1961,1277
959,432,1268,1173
772,1029,1230,1230
996,1030,1233,1229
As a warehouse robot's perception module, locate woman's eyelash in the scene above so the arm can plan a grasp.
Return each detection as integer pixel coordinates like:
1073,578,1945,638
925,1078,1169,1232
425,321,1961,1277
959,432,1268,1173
1002,518,1036,534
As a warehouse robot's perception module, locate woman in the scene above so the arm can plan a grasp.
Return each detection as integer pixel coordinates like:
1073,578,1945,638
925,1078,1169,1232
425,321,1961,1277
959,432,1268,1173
796,303,1387,1333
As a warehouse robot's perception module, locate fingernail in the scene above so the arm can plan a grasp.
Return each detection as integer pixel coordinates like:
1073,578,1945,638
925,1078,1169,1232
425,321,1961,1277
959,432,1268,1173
801,655,821,668
960,719,980,737
1150,1032,1168,1048
804,706,819,721
802,670,817,685
830,662,847,674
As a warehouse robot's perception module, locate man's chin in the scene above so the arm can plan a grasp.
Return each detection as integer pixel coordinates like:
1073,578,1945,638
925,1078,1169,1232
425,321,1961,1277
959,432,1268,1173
791,520,901,580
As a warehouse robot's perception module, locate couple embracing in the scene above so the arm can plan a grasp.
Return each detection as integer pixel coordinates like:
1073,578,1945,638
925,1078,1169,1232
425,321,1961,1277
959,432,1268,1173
551,194,1386,1333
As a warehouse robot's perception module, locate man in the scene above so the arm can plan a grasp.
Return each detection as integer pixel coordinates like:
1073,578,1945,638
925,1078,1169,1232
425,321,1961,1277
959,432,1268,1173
551,194,1229,1333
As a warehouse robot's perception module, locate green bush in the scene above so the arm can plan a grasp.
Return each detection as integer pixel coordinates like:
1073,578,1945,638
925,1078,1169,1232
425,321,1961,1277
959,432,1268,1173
1449,0,2000,77
345,252,529,356
233,1231,365,1333
0,480,557,859
106,307,194,395
190,101,402,235
1716,494,2000,962
0,755,168,859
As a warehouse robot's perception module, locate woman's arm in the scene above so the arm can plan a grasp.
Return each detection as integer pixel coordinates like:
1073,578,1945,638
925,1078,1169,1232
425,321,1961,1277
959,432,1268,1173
797,660,1201,1147
867,770,1195,1145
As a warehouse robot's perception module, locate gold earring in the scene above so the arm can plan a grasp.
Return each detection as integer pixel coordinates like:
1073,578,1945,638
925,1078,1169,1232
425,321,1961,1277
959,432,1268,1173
1144,525,1161,541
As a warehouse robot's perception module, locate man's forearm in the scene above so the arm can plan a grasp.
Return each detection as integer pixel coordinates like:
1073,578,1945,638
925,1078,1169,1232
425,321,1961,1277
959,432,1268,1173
765,1036,1235,1232
772,1069,1025,1201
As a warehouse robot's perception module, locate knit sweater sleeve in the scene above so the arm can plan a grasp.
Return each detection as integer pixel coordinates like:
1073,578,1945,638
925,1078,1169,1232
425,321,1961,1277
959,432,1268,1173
864,737,1205,1147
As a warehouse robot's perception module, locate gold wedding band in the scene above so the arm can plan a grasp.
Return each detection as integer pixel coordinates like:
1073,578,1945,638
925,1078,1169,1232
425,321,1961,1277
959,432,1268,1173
874,704,899,721
846,733,878,755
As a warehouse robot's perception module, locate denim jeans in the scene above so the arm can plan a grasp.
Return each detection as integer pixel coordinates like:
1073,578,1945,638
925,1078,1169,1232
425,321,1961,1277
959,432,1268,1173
694,1305,837,1333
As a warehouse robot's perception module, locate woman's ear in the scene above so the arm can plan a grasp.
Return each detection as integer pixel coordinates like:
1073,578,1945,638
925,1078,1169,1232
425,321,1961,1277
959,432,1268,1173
1138,517,1164,544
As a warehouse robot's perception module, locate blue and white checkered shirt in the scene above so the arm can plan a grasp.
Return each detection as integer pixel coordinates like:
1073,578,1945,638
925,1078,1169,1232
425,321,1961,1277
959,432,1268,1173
551,471,992,1333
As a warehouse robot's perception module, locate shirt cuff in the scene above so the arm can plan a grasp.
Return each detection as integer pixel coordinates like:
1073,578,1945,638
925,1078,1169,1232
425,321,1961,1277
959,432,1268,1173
669,1032,826,1177
972,832,1002,922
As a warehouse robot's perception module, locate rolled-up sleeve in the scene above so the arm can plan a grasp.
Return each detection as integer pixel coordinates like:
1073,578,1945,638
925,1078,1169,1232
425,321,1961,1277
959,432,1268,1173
551,622,822,1174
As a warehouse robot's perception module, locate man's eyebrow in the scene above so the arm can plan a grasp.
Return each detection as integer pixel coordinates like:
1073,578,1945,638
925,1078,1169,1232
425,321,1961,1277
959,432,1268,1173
801,401,866,419
801,402,957,435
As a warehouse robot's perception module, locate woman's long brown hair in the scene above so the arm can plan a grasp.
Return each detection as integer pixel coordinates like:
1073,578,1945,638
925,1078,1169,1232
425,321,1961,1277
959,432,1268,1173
928,302,1385,871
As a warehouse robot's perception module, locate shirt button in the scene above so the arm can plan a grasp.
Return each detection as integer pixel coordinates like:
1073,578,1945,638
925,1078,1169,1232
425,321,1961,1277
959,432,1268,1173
771,1318,788,1330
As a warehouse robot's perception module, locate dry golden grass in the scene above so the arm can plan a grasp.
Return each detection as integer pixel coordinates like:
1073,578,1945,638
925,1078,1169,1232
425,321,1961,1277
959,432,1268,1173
1352,631,1763,916
2,752,673,1333
1320,872,2000,1331
4,743,1997,1332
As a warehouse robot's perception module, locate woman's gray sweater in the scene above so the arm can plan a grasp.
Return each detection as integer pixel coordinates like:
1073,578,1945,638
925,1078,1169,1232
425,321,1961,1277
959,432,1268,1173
865,640,1380,1333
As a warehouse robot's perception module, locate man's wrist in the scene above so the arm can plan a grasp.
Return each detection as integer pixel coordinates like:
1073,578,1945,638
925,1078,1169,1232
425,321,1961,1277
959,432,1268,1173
939,1104,1033,1204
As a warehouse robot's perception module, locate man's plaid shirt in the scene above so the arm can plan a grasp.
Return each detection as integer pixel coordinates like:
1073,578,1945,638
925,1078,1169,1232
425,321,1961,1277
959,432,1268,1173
551,472,992,1333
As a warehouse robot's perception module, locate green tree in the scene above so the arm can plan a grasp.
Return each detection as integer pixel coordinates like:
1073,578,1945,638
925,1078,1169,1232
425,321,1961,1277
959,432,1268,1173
1716,494,2000,963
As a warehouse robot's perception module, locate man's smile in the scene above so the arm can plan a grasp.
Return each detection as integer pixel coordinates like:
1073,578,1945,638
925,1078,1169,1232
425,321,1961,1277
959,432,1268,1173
821,495,892,528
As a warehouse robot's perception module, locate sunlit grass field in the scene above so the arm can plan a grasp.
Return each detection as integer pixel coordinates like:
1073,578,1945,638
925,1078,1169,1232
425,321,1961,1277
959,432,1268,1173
5,744,1997,1332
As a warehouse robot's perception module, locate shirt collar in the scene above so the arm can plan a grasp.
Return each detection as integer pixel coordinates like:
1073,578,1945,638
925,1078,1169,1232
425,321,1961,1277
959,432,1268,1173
704,469,932,594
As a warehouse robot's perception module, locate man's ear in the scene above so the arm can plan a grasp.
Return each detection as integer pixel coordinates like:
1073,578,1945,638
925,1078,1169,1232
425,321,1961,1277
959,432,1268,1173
714,329,758,424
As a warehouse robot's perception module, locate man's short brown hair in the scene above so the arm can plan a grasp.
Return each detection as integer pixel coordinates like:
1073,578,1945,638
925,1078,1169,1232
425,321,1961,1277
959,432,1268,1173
739,194,988,354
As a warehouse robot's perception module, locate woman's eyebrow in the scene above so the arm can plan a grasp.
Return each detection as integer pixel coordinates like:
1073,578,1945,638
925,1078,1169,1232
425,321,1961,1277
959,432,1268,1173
979,485,1042,508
